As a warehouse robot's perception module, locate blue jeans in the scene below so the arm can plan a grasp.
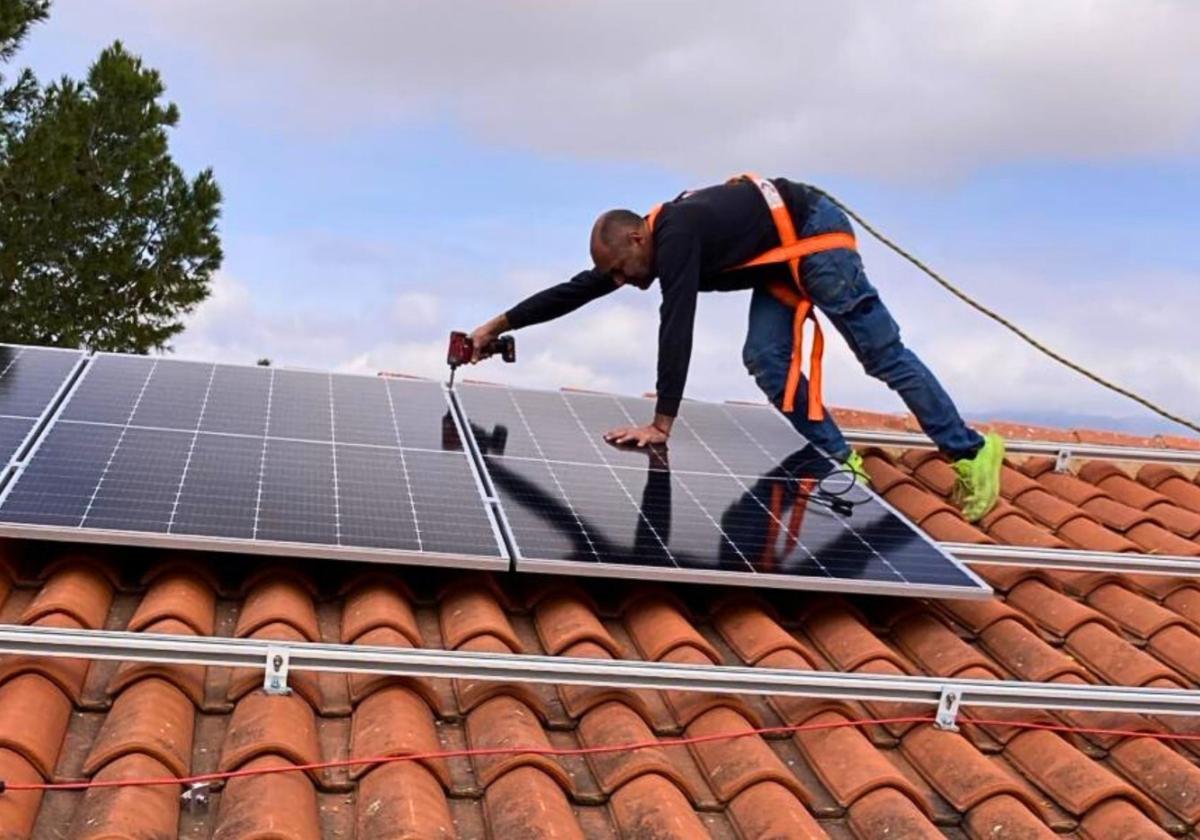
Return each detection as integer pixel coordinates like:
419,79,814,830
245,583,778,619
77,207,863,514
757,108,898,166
741,197,983,462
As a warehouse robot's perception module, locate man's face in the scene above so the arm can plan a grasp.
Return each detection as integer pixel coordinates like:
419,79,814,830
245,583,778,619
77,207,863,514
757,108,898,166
594,230,654,290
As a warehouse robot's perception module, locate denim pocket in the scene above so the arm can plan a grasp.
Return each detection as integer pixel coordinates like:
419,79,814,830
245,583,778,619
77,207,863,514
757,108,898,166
802,250,872,315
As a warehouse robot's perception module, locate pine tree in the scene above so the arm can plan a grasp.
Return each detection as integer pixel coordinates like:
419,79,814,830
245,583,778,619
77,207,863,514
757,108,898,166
0,0,222,352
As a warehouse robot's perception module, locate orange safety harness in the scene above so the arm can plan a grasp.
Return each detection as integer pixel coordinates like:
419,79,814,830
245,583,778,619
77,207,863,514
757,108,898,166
646,173,857,421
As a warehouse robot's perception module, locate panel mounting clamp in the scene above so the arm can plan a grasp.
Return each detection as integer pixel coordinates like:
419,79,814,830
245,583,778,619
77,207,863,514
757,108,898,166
936,686,962,731
263,646,291,695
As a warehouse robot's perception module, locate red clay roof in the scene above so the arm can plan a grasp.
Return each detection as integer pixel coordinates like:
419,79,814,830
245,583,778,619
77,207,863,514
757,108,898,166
0,408,1198,838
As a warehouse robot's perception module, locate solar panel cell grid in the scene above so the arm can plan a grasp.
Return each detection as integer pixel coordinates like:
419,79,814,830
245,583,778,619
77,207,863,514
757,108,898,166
0,344,85,464
458,383,987,596
0,354,506,568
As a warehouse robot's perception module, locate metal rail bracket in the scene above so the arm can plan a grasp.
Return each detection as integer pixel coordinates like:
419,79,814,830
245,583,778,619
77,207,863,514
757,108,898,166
936,686,962,731
1055,448,1073,473
263,646,291,695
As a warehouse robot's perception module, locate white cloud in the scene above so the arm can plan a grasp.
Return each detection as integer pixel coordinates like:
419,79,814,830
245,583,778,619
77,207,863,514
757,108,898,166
131,0,1200,179
173,260,1199,437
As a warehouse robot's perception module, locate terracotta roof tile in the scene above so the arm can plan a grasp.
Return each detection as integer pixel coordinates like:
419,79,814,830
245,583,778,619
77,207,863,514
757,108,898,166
126,566,216,635
1165,587,1200,624
0,748,42,837
964,793,1059,839
1086,583,1192,639
793,711,931,814
1057,515,1141,552
1005,729,1156,817
234,570,321,642
845,787,942,839
219,691,322,781
453,632,550,719
484,765,587,839
727,780,829,839
978,618,1089,682
980,500,1069,548
578,700,699,799
356,762,455,839
713,598,815,665
624,595,720,664
0,611,91,702
68,754,181,840
1140,464,1200,513
466,695,572,791
1078,798,1173,839
1108,736,1200,824
0,673,70,779
900,726,1032,812
609,772,710,839
1145,625,1200,683
556,639,659,726
340,575,421,646
687,706,811,803
891,613,1003,678
439,582,523,652
803,604,910,673
20,560,113,629
1065,622,1185,687
108,616,207,705
1006,579,1112,638
82,676,194,778
1125,521,1200,556
349,685,447,786
534,589,623,658
346,625,441,711
212,754,321,840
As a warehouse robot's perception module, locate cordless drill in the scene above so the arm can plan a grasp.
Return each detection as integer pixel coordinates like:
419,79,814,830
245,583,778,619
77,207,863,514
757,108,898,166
446,330,516,387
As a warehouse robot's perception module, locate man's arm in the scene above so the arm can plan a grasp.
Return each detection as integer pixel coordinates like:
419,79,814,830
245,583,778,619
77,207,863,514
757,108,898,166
468,269,617,362
605,229,699,447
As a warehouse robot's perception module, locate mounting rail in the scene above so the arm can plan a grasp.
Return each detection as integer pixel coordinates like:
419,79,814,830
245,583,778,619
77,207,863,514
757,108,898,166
0,624,1197,720
842,428,1200,467
947,543,1200,578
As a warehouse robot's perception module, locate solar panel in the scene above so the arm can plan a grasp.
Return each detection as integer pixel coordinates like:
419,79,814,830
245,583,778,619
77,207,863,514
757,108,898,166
457,383,990,598
0,344,85,467
0,354,507,569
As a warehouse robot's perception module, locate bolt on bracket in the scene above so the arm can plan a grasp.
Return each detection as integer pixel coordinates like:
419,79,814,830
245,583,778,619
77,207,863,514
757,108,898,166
263,645,292,695
181,781,211,811
935,686,962,731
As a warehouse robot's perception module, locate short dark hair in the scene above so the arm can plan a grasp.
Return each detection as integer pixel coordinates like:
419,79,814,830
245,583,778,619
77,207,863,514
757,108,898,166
593,209,643,249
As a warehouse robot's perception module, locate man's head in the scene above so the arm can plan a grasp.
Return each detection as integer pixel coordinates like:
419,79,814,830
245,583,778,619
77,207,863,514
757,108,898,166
590,209,655,289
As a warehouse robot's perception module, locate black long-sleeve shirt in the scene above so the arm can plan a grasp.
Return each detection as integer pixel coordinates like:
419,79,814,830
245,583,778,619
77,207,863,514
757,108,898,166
506,178,818,417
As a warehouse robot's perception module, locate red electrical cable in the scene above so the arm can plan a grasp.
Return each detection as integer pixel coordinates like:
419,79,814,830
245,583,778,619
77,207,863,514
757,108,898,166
2,711,1198,794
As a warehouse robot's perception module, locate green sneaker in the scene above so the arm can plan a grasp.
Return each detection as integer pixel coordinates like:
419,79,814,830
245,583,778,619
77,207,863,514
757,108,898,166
952,432,1005,522
844,450,869,485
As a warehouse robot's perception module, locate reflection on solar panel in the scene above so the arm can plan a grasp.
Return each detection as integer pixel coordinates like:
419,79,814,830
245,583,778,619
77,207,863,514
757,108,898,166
0,355,507,569
0,344,85,466
457,383,989,598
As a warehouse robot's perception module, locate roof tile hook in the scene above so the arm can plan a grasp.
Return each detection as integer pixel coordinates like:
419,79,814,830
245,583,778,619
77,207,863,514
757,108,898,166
935,686,962,731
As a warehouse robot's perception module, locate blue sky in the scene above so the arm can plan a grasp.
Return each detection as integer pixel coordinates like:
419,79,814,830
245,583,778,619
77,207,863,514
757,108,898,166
13,2,1200,435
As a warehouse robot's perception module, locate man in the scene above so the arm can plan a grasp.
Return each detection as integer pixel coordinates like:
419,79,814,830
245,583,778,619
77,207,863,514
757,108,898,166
468,175,1004,521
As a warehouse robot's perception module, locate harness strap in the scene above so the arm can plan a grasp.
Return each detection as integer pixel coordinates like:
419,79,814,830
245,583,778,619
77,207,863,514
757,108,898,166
646,173,857,422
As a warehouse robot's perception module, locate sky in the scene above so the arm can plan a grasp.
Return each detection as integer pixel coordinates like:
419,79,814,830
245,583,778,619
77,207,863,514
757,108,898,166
12,1,1200,435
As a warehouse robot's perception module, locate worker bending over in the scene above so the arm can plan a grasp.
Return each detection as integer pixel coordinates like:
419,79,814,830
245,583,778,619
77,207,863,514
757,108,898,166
469,174,1004,521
